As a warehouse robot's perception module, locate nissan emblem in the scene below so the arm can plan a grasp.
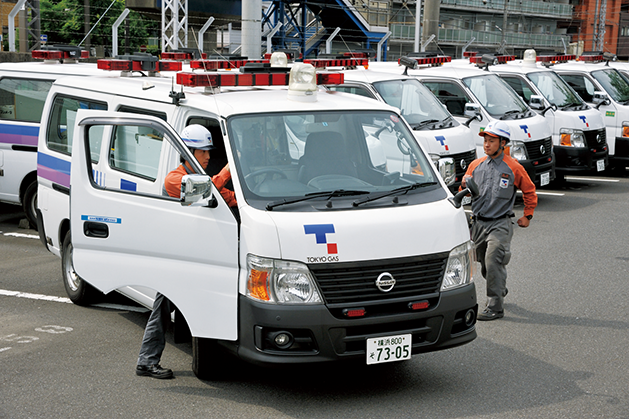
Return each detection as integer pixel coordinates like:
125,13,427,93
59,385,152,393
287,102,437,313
375,272,396,292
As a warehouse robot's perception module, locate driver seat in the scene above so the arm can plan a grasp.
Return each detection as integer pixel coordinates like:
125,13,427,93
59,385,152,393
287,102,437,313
298,131,357,184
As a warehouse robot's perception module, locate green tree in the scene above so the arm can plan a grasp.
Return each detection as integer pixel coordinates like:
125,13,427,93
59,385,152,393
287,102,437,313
40,0,158,52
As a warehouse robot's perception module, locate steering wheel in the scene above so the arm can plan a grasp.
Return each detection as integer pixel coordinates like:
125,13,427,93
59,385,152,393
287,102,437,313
245,168,288,190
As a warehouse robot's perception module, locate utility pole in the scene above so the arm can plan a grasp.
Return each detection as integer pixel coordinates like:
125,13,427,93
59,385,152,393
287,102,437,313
84,0,90,49
502,0,508,45
422,0,439,51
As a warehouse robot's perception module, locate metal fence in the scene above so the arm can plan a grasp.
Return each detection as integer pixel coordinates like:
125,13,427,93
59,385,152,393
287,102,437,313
391,24,571,49
440,0,573,18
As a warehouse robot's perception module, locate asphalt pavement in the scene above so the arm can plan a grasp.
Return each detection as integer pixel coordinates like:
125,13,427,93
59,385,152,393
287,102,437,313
1,174,628,418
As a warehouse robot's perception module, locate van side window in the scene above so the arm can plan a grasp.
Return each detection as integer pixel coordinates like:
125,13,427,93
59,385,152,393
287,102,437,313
186,117,226,178
117,105,167,121
0,78,53,122
501,76,534,103
421,81,470,116
559,74,595,102
46,95,107,156
327,85,376,99
109,125,163,181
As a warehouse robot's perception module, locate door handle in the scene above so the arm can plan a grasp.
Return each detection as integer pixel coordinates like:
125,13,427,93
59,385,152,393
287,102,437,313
83,221,109,238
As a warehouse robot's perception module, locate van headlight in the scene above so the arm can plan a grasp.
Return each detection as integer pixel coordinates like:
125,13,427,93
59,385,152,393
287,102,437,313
560,128,586,147
509,140,528,161
246,254,323,304
441,241,475,291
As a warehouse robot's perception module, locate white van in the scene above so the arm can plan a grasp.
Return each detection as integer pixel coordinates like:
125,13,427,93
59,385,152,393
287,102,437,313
37,57,478,379
373,57,556,187
0,46,103,228
550,55,629,170
322,61,477,192
487,51,608,179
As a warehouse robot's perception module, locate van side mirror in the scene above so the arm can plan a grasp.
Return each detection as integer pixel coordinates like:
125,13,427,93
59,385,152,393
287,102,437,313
463,103,482,126
430,155,455,186
592,91,611,108
180,174,214,206
529,95,545,110
449,176,479,208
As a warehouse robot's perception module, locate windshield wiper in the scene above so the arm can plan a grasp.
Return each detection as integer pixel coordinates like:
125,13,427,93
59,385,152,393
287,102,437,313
352,182,438,207
500,110,522,120
409,119,440,130
266,189,370,210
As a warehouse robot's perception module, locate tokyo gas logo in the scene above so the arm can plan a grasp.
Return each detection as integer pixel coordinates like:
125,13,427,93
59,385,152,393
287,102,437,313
304,224,339,263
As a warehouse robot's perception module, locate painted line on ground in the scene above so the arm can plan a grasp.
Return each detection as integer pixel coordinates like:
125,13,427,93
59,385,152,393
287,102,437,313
1,232,40,239
0,289,72,303
565,177,620,183
517,190,565,196
0,347,12,353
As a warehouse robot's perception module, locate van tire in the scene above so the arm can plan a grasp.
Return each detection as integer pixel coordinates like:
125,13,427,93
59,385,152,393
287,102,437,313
22,181,38,231
192,337,231,380
61,231,102,305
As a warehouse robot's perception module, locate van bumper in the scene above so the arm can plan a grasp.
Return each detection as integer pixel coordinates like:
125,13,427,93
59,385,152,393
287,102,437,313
235,283,477,366
520,157,555,187
554,145,608,173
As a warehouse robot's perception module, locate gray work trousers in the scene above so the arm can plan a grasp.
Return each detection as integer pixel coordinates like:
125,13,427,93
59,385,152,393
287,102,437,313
471,217,514,312
137,293,172,366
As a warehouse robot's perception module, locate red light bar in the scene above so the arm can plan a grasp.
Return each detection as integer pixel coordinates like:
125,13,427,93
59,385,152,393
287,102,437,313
189,59,269,70
317,73,344,84
303,58,368,68
470,55,515,64
176,71,290,87
537,54,576,63
176,71,344,88
578,54,603,62
32,50,88,60
463,51,478,57
409,301,430,311
343,307,366,318
397,55,452,66
97,59,182,72
161,52,207,60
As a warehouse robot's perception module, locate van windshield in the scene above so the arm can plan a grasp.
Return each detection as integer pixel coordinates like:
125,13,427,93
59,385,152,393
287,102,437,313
372,79,453,127
527,71,583,107
591,69,629,103
463,74,528,117
227,110,441,209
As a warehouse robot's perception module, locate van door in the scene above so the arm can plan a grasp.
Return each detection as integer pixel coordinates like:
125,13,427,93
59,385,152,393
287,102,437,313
69,110,238,340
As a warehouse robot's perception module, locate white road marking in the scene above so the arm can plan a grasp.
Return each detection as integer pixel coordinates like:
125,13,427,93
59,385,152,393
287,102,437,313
0,289,72,304
2,232,39,239
0,347,12,353
565,177,620,183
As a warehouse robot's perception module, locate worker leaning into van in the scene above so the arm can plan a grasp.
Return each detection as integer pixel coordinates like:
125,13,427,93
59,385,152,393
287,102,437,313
136,125,236,380
461,120,537,321
163,124,236,207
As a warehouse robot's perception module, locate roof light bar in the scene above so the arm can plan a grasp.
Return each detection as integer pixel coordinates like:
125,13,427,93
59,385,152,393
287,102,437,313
463,51,478,57
398,55,451,66
537,54,576,63
32,46,89,61
470,54,515,64
161,51,207,60
97,59,182,72
303,58,368,69
176,70,343,88
189,59,269,70
578,54,603,62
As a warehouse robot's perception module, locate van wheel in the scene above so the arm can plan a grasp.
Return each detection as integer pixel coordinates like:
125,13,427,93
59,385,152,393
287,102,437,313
22,182,38,231
61,231,101,305
192,337,232,380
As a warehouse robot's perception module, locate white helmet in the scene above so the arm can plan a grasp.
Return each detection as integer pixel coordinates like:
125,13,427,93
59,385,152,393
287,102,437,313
181,124,215,150
479,120,511,143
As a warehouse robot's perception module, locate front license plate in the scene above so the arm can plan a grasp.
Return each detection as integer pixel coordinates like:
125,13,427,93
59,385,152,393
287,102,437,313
366,334,412,365
597,159,605,172
540,171,550,186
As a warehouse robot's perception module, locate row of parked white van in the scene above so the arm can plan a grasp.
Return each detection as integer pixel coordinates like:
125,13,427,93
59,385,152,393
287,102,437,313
0,46,624,378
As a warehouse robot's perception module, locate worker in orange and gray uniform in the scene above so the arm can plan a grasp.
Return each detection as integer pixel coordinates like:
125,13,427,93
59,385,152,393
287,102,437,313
461,120,537,321
137,125,235,380
163,124,236,207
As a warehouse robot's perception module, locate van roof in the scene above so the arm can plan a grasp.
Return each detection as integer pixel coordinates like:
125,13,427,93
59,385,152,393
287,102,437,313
0,61,104,77
51,73,399,117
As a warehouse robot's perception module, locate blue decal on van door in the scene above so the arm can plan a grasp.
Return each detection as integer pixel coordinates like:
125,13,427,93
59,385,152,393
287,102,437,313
120,179,137,191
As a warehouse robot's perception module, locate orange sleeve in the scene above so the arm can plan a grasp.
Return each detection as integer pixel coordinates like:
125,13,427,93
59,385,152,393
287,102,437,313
212,166,237,207
164,166,185,198
505,157,537,217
